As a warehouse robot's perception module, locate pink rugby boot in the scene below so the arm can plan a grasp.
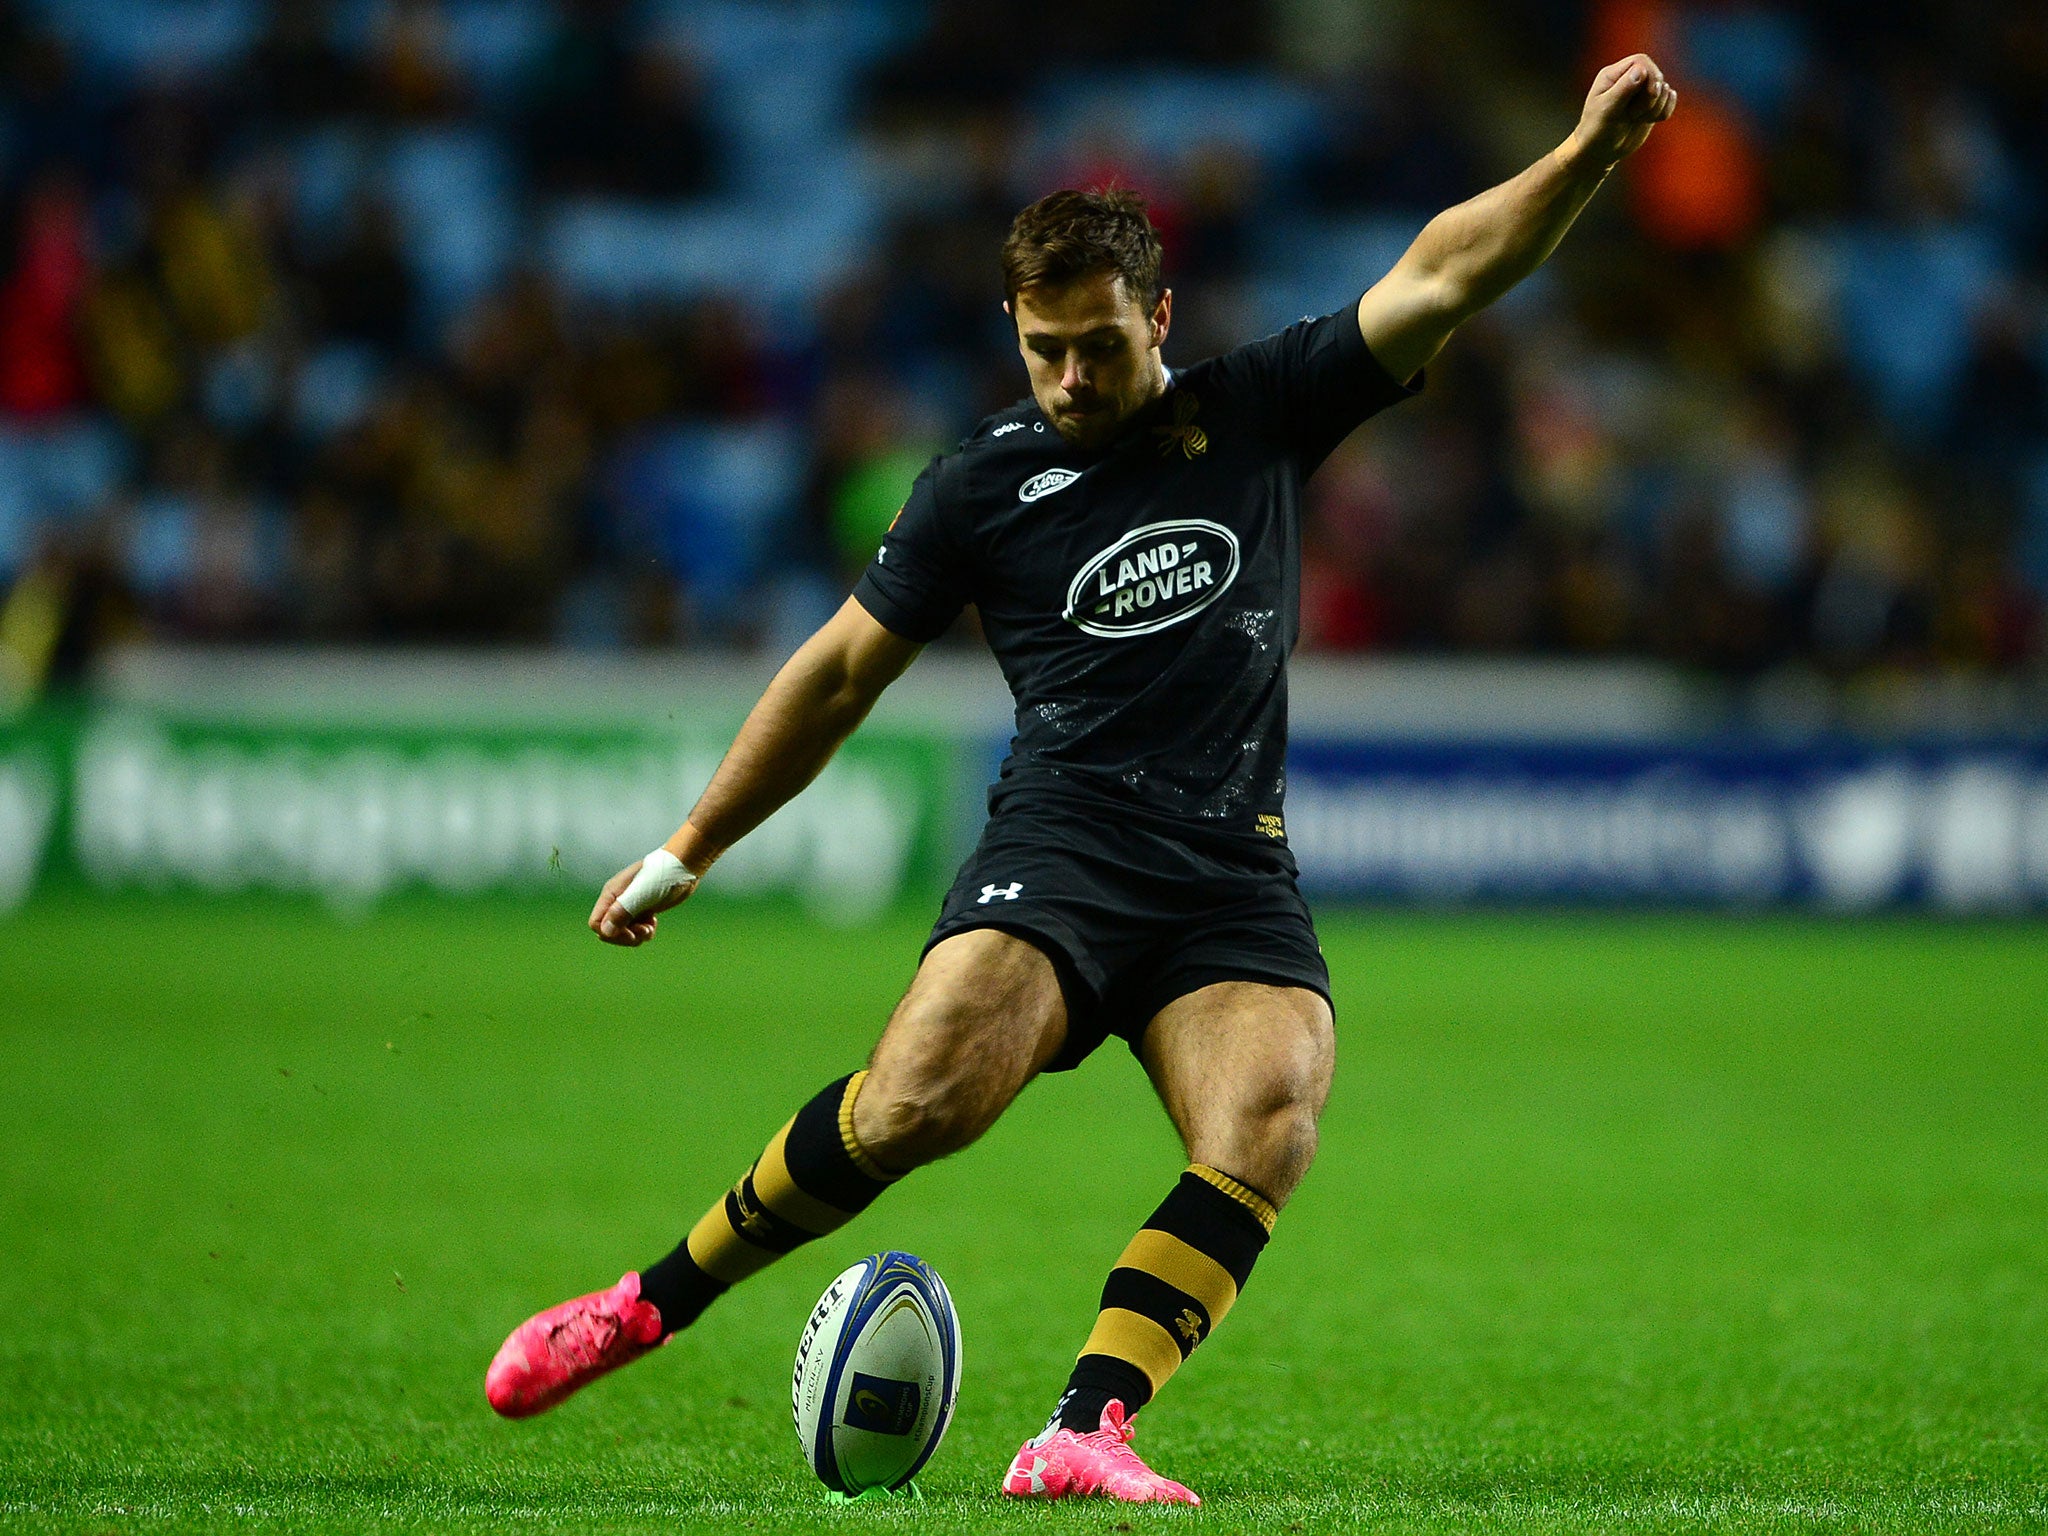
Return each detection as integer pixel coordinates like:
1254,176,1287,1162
1001,1400,1200,1505
485,1271,666,1418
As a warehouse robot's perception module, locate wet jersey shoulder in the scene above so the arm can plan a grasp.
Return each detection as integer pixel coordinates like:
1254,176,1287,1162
930,398,1065,510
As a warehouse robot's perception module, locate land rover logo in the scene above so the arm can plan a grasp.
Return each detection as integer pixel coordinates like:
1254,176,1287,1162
1019,467,1081,502
1062,518,1241,638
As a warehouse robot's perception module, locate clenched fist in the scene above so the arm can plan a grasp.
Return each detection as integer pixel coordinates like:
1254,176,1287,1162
589,853,698,946
1565,54,1678,171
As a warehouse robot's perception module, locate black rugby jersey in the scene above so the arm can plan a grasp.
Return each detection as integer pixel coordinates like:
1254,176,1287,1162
854,306,1417,851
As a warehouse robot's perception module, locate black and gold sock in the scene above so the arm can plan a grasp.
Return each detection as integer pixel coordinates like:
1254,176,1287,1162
638,1070,898,1335
1051,1164,1276,1434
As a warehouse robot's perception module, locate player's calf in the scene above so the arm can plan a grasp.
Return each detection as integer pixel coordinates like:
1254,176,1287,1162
485,1071,898,1417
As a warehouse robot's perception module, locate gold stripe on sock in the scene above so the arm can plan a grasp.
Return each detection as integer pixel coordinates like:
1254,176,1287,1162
1118,1228,1241,1326
1077,1307,1184,1395
1189,1163,1277,1233
838,1069,897,1183
752,1117,857,1235
683,1203,779,1286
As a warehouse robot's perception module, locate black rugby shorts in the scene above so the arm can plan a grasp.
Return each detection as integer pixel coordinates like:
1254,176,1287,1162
923,805,1333,1072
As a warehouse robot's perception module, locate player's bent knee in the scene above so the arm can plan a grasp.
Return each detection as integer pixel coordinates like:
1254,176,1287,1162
858,1022,1019,1169
856,1074,996,1168
1251,1013,1334,1119
855,932,1064,1170
1270,1102,1321,1180
1281,1005,1336,1114
1198,1064,1326,1206
1228,1097,1319,1203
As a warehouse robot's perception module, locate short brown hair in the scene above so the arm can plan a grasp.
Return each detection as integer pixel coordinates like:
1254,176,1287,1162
1000,187,1163,306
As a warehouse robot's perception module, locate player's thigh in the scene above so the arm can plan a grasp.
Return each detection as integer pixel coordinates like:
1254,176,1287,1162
1138,981,1335,1205
854,928,1069,1159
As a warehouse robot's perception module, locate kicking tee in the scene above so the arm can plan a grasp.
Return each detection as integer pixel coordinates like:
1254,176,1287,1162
854,306,1417,853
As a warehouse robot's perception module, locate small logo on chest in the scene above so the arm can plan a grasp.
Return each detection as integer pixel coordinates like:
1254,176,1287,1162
1153,392,1208,459
1019,467,1081,502
1063,518,1242,638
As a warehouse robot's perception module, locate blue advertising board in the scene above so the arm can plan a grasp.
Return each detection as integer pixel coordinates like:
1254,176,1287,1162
1286,738,2048,911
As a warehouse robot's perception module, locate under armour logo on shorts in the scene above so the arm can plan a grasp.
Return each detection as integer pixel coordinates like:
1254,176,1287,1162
977,882,1022,904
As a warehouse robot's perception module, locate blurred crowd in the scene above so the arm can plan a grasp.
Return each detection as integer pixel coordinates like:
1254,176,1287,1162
0,0,2044,692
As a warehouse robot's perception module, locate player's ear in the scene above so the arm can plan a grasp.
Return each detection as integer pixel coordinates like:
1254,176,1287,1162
1151,288,1172,348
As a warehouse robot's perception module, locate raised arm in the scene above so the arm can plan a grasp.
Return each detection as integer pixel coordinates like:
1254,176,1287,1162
589,597,922,944
1356,53,1677,383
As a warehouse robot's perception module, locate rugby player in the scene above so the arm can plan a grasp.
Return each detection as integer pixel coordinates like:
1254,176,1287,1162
486,55,1675,1503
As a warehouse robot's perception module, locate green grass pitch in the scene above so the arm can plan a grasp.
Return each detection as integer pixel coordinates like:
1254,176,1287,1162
2,899,2043,1533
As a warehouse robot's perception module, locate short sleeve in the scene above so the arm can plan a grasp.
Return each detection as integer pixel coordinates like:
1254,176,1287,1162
852,457,970,643
1207,305,1420,473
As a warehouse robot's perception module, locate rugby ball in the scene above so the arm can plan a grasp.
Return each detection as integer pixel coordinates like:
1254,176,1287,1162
791,1251,962,1493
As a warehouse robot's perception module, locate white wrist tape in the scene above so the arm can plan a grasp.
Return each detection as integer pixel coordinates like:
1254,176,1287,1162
617,848,698,916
